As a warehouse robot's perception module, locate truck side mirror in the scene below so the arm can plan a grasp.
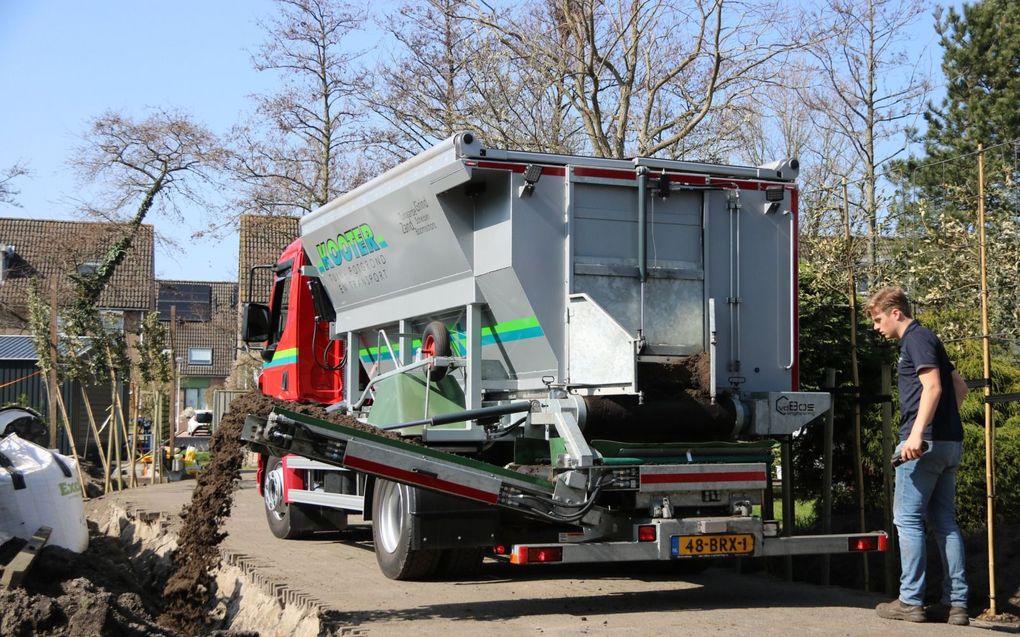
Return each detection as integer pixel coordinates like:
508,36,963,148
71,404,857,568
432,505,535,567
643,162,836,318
241,303,272,343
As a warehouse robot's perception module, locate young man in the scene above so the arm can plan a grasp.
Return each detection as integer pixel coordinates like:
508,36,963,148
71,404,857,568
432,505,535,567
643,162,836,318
867,286,970,626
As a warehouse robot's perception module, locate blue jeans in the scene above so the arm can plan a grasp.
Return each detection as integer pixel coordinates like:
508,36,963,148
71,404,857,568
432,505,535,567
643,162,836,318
893,440,968,607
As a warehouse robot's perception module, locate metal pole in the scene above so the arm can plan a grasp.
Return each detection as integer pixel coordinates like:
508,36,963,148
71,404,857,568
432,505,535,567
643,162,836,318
844,177,869,590
977,144,997,615
821,368,835,585
781,435,794,581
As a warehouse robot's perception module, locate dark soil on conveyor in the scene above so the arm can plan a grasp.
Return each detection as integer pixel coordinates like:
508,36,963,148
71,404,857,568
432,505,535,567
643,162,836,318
159,390,405,636
0,526,184,637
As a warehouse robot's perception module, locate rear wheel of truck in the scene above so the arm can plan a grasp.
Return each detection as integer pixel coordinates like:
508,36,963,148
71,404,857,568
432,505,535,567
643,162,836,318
421,321,451,381
263,455,316,539
372,479,442,580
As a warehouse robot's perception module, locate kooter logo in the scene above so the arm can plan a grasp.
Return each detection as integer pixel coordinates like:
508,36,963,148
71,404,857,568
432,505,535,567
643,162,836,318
775,396,816,416
316,223,388,272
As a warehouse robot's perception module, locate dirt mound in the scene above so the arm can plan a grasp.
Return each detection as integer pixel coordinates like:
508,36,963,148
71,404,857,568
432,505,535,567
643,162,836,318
0,529,183,637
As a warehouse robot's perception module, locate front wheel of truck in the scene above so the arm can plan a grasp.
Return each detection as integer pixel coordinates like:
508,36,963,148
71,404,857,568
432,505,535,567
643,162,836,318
372,479,442,580
263,455,317,539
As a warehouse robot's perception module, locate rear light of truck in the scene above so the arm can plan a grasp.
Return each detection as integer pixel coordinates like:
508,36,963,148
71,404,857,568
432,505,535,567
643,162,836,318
638,525,657,542
510,546,563,564
848,535,887,552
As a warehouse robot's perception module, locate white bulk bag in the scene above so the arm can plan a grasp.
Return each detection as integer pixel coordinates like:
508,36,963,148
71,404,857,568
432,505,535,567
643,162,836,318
0,433,88,552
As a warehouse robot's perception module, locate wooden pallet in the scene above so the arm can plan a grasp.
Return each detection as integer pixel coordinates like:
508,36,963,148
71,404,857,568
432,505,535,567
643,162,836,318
0,526,52,588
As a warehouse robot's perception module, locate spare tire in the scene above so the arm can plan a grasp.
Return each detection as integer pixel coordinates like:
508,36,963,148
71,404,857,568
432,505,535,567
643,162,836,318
421,321,452,381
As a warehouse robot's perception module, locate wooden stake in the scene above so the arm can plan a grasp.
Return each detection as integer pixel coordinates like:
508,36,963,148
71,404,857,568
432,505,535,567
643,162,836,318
881,364,897,595
128,381,138,487
53,390,87,499
79,385,108,476
844,177,869,590
821,368,835,586
977,144,997,616
46,283,59,448
169,305,177,454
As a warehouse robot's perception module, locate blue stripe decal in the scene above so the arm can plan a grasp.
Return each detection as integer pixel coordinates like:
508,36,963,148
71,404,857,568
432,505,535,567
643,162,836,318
263,355,297,369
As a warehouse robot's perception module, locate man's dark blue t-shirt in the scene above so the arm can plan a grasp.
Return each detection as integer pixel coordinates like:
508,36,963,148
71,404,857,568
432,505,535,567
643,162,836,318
897,321,963,442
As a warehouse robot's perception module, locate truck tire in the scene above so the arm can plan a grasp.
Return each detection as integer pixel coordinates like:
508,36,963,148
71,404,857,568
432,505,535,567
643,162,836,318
263,455,314,539
421,321,451,381
372,479,442,580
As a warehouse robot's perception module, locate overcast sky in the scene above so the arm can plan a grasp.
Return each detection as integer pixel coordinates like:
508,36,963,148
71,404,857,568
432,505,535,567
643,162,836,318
0,0,951,283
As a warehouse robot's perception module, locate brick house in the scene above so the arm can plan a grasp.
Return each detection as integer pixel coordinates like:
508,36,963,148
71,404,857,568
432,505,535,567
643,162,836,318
0,218,154,455
156,279,238,411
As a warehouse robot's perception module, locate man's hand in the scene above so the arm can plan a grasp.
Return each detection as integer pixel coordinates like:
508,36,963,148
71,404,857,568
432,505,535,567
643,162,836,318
901,432,926,460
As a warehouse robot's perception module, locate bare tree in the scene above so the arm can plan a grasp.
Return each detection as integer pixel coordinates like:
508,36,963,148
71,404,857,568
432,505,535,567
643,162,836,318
73,109,223,303
804,0,930,289
0,162,29,207
367,0,582,159
472,0,816,159
229,0,369,216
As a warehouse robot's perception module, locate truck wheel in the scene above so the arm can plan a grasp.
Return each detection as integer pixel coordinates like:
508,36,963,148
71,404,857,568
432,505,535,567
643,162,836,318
421,321,451,381
372,479,442,580
263,455,312,539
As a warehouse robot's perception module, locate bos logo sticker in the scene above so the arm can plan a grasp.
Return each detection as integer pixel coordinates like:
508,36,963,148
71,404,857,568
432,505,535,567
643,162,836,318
775,395,816,416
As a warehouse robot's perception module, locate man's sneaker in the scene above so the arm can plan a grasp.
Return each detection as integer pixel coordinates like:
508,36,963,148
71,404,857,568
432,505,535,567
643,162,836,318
927,603,970,626
875,599,926,622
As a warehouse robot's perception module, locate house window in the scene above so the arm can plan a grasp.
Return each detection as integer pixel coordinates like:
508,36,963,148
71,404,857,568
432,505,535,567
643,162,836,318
77,262,100,275
100,310,124,333
188,347,213,365
183,387,205,409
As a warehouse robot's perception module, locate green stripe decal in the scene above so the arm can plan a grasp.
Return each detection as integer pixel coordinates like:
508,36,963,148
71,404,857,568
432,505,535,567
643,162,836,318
276,408,553,489
359,316,544,364
263,347,298,369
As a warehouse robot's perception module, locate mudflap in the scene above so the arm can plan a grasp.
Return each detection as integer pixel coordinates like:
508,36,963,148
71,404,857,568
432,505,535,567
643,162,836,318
410,487,499,551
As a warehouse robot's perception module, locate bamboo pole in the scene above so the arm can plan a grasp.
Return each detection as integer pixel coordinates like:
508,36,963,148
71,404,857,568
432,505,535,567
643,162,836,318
104,409,114,494
53,390,88,499
977,144,997,616
46,283,60,448
79,385,108,476
128,381,138,487
843,177,869,590
881,364,896,595
111,370,124,492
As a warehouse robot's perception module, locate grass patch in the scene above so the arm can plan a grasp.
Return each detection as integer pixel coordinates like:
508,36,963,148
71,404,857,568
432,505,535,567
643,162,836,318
753,499,817,528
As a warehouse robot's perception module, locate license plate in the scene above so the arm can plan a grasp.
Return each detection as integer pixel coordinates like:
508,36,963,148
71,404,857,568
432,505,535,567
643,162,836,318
672,533,755,557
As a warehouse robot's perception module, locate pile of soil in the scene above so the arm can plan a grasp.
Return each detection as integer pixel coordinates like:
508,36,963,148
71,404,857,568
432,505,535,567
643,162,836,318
160,391,384,635
0,528,184,637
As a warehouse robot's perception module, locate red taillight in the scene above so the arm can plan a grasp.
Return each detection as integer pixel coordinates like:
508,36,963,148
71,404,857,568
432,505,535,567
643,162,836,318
510,546,563,564
493,544,507,555
638,525,657,542
849,535,885,552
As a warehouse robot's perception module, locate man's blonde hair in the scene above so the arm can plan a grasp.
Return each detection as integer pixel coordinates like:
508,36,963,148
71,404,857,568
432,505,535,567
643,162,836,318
866,286,913,318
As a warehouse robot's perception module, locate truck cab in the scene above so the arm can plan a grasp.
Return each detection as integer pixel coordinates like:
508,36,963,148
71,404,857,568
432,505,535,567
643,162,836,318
242,239,344,404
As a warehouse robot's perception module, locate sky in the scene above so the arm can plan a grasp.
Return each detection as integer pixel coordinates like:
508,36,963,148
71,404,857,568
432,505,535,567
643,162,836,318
0,0,280,282
0,1,956,284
